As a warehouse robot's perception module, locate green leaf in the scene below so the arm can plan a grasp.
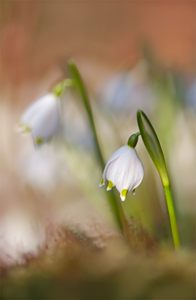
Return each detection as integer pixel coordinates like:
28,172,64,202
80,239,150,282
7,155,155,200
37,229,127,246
137,110,169,187
137,110,180,248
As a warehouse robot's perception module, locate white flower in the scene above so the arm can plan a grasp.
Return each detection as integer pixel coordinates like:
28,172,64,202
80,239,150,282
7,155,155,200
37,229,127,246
20,93,61,145
100,145,144,201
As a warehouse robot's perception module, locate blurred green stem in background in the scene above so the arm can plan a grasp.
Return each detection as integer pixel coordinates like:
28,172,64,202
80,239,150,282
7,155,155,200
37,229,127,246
68,61,127,234
137,110,180,249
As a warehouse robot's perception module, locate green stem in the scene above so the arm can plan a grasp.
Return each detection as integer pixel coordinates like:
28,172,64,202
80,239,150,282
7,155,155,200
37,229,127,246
107,192,125,232
68,61,126,233
68,61,104,169
163,184,180,249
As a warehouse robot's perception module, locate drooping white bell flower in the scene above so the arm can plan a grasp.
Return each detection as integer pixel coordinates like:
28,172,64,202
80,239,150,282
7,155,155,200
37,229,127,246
100,143,144,201
20,93,62,145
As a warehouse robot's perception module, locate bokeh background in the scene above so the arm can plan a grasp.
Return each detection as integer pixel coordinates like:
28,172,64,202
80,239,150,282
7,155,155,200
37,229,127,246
0,1,196,299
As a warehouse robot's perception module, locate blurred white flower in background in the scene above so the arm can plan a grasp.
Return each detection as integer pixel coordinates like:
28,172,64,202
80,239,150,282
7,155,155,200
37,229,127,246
100,145,144,201
169,112,196,213
99,61,155,116
186,79,196,110
20,93,62,145
18,144,68,192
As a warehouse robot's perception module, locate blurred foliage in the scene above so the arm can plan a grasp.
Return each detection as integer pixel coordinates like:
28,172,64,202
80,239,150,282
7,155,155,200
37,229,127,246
1,240,195,300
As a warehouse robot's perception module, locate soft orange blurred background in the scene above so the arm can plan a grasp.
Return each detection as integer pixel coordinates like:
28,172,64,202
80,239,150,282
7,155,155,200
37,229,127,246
0,0,195,100
0,2,196,299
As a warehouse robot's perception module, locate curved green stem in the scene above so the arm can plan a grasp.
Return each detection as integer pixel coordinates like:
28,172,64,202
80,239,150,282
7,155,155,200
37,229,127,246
163,184,180,249
68,61,127,233
68,61,104,169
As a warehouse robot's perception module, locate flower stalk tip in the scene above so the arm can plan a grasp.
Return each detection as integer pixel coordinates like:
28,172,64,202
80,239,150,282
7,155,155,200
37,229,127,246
127,132,140,148
52,79,74,97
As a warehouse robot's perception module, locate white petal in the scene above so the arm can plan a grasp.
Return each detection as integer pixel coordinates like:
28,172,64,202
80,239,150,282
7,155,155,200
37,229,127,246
116,148,144,192
21,93,61,142
102,145,130,181
32,103,60,141
21,93,56,126
110,147,135,190
130,159,144,191
103,145,144,196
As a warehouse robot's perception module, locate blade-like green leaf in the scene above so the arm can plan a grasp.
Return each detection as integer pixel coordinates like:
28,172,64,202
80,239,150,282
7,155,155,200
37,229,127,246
137,110,169,187
137,110,180,248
